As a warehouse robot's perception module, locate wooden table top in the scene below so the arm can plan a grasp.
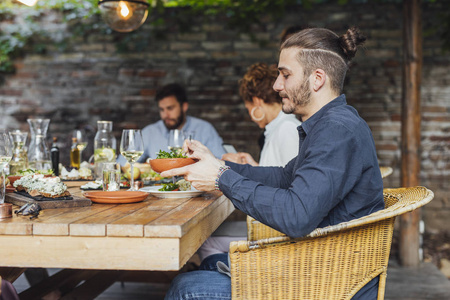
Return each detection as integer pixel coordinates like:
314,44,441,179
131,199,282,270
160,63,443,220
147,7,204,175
0,182,234,271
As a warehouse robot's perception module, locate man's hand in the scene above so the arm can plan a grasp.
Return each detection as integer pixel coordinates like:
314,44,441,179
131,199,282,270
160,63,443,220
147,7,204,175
161,140,225,191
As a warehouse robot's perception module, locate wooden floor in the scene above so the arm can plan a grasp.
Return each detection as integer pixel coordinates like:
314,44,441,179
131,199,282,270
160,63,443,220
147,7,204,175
10,260,450,299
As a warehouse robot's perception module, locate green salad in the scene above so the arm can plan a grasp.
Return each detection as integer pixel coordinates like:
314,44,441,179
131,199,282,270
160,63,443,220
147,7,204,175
156,150,187,159
158,183,180,191
158,179,191,192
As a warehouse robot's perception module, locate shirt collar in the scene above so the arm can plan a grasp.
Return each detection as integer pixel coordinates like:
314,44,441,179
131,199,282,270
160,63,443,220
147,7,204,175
299,94,347,135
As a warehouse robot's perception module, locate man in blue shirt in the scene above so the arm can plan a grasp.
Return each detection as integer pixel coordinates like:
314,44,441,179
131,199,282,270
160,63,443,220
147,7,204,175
162,27,384,300
118,83,225,167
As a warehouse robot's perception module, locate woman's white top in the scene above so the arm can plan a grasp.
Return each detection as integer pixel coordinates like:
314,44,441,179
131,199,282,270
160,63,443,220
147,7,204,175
259,111,301,167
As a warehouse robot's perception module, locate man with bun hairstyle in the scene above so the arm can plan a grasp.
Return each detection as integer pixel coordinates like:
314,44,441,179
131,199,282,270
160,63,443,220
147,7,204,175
163,27,383,300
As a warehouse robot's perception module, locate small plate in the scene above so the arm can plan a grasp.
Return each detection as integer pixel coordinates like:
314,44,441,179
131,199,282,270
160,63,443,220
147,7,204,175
139,186,203,199
83,191,149,204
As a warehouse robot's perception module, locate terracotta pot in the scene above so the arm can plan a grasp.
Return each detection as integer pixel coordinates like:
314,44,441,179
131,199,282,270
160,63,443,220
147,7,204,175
150,158,196,174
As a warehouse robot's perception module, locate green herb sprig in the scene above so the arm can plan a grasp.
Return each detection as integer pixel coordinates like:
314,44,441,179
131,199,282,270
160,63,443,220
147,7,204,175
156,150,187,159
158,183,179,191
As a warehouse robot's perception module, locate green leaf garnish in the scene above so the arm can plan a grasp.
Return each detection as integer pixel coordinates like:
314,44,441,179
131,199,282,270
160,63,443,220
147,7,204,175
158,183,179,191
156,150,187,159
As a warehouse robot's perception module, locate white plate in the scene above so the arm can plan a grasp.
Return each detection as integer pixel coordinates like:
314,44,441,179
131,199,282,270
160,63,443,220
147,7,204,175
139,186,204,199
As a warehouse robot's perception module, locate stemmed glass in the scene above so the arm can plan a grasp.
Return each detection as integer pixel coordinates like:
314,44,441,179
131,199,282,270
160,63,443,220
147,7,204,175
0,131,12,204
73,129,88,162
120,129,144,191
168,129,186,184
168,129,185,156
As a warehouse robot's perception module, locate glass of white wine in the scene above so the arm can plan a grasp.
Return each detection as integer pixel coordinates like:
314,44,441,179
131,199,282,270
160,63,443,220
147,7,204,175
120,129,144,191
0,131,12,204
73,129,88,161
168,129,185,156
168,129,186,184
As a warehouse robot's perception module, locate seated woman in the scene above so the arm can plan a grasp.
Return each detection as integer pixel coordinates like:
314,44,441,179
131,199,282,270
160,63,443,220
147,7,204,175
222,62,301,167
198,62,301,262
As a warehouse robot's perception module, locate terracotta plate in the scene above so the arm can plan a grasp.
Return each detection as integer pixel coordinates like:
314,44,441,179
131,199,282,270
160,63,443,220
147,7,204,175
83,191,149,204
150,158,196,173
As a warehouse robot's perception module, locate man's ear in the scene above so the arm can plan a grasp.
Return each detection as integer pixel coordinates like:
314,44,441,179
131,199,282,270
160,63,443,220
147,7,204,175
182,102,189,113
312,69,326,92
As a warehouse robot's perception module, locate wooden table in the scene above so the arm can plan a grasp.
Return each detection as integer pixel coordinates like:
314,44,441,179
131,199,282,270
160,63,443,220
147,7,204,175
0,183,234,273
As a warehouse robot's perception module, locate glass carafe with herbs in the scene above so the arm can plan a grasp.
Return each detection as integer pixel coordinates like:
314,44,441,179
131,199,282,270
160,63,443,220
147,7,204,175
8,130,28,175
27,118,52,171
94,121,117,179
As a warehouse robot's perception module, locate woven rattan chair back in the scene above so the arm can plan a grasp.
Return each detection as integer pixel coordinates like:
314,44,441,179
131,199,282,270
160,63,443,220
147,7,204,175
230,186,434,300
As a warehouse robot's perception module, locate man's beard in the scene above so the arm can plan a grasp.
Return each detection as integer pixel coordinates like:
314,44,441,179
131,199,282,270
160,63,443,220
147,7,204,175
164,112,185,130
281,78,311,114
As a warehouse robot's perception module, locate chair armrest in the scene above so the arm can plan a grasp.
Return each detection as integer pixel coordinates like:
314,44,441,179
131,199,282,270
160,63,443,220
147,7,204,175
246,216,285,241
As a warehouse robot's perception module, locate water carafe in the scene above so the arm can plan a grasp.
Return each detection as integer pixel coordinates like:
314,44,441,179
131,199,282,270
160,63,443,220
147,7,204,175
8,130,28,175
94,121,117,179
27,118,51,171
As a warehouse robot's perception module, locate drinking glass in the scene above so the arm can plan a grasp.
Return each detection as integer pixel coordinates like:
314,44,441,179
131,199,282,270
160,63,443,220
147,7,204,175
73,129,88,161
184,131,195,141
0,131,12,204
168,129,186,184
102,162,121,191
168,129,186,156
120,129,144,191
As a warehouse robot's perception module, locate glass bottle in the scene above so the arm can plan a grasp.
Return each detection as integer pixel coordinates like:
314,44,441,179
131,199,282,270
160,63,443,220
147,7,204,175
51,137,60,176
8,130,28,175
27,118,51,171
94,121,117,179
70,137,80,169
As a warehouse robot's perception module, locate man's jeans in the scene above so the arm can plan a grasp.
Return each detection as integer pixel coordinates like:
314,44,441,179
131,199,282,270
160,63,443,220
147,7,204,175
165,253,231,300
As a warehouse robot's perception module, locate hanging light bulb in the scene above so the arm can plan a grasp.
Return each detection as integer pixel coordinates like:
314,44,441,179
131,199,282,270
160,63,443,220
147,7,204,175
98,0,149,33
16,0,38,6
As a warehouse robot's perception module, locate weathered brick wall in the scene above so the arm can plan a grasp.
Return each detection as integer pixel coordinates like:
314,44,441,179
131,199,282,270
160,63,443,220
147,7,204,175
0,2,448,232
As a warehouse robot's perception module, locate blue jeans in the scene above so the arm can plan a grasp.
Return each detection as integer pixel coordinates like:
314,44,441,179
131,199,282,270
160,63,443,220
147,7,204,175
164,253,379,300
165,253,231,300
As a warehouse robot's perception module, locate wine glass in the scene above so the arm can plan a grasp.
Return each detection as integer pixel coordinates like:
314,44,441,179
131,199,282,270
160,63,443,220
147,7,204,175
168,129,186,184
120,129,144,191
0,131,12,204
73,129,88,162
168,129,186,156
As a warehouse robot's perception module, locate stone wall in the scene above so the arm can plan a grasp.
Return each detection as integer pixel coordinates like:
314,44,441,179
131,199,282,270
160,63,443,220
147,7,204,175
0,2,448,232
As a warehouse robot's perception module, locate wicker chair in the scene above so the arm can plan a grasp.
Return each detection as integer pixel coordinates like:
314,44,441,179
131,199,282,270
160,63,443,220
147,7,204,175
380,166,393,179
229,186,434,300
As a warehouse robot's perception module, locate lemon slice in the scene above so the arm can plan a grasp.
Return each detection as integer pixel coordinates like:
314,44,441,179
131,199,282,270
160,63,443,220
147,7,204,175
103,148,115,161
94,148,116,162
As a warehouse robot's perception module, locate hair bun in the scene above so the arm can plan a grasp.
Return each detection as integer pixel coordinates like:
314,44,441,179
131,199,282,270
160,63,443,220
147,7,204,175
339,26,366,61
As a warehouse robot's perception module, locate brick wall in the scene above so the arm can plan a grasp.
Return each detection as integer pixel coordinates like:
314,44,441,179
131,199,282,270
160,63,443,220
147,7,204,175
0,2,448,232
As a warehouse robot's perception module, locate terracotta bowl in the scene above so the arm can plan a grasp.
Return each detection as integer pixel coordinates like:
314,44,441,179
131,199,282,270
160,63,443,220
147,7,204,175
150,158,196,173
